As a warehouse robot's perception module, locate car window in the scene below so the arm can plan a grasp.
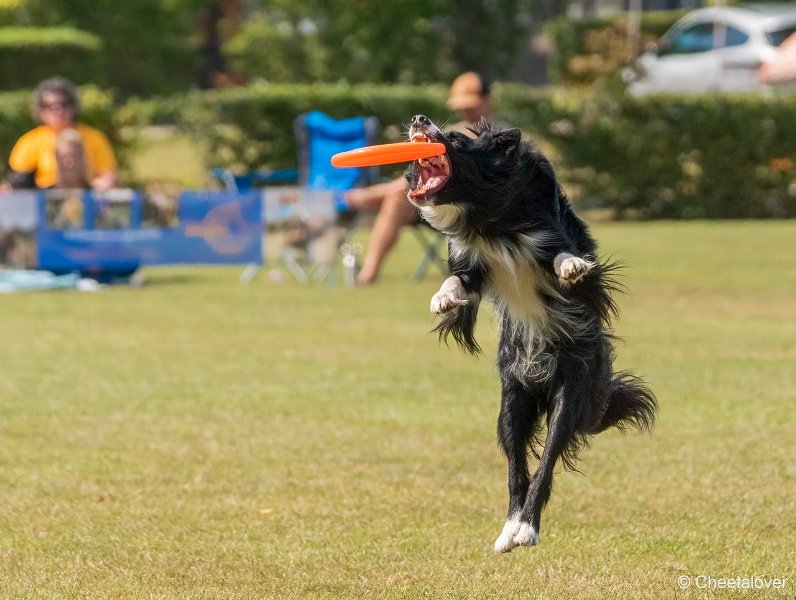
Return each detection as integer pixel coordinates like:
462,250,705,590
767,26,796,47
668,23,715,54
725,26,749,48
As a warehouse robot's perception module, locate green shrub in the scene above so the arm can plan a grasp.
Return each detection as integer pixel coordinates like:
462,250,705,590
224,13,331,84
132,82,796,219
177,82,448,178
0,27,102,91
4,1,198,98
540,92,796,219
545,11,686,84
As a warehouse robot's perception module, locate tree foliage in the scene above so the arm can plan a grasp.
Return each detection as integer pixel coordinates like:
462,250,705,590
7,0,202,97
2,0,574,97
225,0,548,85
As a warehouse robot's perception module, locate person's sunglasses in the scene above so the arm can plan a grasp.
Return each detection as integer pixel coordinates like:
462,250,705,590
40,100,73,111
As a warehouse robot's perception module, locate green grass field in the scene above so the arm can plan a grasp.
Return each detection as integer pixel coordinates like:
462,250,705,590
1,221,794,599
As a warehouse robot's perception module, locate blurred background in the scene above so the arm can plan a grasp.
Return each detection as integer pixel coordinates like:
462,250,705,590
1,0,795,221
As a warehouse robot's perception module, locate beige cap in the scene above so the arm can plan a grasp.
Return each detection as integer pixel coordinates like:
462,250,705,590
446,72,487,111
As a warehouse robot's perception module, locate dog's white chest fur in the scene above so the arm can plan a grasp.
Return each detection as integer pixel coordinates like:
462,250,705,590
418,203,461,233
450,234,549,330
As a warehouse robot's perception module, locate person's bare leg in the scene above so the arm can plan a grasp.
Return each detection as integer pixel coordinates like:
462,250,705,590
344,179,404,211
357,186,416,284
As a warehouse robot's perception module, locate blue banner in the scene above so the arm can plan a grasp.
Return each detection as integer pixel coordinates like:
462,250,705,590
0,189,262,277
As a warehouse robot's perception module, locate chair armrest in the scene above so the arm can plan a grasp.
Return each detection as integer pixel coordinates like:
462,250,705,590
211,168,298,191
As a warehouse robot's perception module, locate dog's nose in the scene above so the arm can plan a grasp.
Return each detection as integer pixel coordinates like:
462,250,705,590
411,115,430,127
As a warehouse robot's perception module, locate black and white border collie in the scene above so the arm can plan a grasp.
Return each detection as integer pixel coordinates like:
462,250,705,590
404,115,657,552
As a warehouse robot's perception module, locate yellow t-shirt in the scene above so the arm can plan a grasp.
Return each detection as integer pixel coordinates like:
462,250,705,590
8,123,116,188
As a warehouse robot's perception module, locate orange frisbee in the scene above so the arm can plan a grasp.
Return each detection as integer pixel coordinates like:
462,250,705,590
331,141,446,168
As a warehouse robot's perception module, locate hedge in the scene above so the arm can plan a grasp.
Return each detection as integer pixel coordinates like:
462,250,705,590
162,82,796,218
0,27,102,91
541,92,796,219
172,82,451,180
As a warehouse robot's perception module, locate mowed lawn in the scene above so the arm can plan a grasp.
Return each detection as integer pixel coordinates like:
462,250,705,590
0,221,793,599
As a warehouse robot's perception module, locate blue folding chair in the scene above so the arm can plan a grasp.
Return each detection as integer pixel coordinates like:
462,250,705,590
293,110,381,211
291,111,381,283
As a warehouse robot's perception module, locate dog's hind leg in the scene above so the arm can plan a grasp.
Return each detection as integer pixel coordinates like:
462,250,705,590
493,377,544,553
513,365,589,549
511,394,572,548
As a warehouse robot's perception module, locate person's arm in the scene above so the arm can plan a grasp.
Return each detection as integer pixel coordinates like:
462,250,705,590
91,169,117,191
4,168,36,189
83,127,118,190
6,130,39,189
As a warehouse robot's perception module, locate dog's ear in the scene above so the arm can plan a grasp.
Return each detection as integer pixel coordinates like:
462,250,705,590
491,128,522,157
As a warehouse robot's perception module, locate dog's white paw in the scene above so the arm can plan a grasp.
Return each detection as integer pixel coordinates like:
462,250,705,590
555,253,593,284
430,276,469,314
512,522,540,547
493,517,522,553
493,518,540,553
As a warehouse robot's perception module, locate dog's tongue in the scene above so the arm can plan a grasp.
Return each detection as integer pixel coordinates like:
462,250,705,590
409,151,451,200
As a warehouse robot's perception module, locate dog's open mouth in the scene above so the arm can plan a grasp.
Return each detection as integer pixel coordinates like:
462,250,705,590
407,132,450,202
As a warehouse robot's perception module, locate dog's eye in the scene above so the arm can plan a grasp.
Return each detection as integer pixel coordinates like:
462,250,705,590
447,132,469,147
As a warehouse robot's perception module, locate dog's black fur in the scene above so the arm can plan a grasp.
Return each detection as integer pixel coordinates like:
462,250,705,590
404,115,657,552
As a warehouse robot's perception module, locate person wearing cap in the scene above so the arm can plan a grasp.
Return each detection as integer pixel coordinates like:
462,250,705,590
345,71,496,285
4,76,117,191
445,71,498,135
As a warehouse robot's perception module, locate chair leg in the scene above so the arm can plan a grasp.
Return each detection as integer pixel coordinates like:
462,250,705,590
283,248,311,284
239,263,260,283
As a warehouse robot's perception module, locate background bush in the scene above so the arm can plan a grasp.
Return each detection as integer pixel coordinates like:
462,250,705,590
545,11,686,84
1,0,548,99
3,0,197,98
0,27,102,92
542,92,796,219
222,0,537,87
159,82,796,218
172,83,450,180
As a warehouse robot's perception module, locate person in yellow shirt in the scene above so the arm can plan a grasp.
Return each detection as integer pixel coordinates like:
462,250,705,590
5,76,117,190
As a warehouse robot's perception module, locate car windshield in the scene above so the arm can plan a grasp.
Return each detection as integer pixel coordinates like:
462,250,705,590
767,26,796,47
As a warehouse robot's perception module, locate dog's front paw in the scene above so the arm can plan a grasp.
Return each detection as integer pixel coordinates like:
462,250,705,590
430,276,469,314
555,253,593,284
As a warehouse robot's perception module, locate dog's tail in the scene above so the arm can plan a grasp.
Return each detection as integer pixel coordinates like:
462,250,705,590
597,371,657,433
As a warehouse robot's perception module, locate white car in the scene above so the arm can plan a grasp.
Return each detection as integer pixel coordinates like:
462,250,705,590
625,5,796,95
